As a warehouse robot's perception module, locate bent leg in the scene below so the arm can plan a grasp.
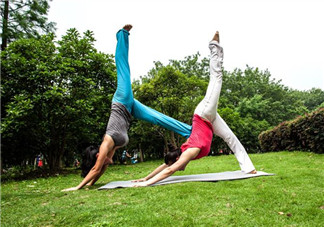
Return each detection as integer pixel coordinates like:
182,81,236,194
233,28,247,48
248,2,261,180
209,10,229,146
194,39,223,123
132,99,192,138
112,28,134,113
212,113,255,173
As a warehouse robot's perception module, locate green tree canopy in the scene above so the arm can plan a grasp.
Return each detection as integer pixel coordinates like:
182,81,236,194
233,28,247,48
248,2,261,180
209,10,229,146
291,88,324,111
1,29,116,169
1,0,56,50
128,56,317,156
2,38,322,167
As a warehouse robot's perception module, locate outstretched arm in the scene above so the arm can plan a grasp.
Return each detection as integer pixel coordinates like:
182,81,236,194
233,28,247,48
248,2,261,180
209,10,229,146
62,152,108,191
86,163,109,186
133,148,200,187
62,135,114,191
132,163,169,182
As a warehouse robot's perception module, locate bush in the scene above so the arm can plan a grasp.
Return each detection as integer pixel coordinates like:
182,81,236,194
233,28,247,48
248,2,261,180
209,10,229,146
1,165,78,182
258,108,324,153
1,165,35,181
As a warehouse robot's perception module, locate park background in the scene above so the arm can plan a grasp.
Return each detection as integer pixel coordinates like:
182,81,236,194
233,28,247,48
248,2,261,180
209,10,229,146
1,0,323,226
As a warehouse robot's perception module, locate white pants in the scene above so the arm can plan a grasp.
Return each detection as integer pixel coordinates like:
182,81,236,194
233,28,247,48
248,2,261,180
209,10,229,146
194,41,223,123
194,41,255,173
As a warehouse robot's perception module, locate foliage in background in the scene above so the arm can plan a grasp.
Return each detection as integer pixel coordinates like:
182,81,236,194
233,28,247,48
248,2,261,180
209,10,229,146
258,108,324,153
1,29,116,169
222,67,309,126
128,57,321,156
1,0,56,50
291,88,324,111
2,30,324,168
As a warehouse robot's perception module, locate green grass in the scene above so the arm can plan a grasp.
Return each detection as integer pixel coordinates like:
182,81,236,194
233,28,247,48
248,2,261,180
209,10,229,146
1,151,324,226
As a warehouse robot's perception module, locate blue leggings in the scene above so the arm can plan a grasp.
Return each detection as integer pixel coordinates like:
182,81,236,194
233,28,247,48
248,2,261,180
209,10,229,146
112,29,191,138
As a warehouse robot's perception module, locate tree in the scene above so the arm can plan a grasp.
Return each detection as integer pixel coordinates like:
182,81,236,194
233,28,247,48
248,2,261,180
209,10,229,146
1,0,56,50
131,57,313,155
221,67,308,126
291,88,324,111
1,29,116,169
168,52,210,79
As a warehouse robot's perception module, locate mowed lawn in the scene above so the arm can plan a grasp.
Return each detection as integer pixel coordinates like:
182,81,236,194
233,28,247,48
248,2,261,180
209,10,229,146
1,151,323,227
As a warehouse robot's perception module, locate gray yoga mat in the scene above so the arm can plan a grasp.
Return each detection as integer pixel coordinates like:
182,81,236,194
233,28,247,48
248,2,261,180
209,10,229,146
98,170,274,190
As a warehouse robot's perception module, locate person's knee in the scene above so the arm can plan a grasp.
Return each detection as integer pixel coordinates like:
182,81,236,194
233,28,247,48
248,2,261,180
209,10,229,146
216,131,233,144
102,134,110,143
102,134,115,149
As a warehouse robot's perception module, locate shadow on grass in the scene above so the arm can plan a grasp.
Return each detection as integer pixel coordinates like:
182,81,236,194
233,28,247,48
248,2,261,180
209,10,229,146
86,183,106,190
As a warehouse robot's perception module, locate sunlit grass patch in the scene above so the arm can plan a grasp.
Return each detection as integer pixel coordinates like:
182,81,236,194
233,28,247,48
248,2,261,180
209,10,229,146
1,151,323,226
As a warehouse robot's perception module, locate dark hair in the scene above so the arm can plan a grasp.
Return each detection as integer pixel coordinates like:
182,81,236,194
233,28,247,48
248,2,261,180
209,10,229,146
164,144,181,165
81,145,99,177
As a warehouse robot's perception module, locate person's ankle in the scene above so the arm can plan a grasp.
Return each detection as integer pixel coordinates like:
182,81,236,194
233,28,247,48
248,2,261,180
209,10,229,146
212,31,219,43
248,169,257,174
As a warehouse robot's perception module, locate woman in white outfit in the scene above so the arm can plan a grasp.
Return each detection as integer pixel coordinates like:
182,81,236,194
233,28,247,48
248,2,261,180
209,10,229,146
133,31,256,187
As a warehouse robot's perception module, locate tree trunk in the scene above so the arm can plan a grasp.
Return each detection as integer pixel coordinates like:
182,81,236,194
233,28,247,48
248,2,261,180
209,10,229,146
170,131,176,147
47,143,64,171
1,0,9,51
48,152,63,171
163,136,168,154
138,143,144,162
47,128,66,170
0,157,3,174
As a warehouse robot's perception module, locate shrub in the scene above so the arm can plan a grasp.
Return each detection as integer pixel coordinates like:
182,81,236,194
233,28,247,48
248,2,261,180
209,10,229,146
258,108,324,153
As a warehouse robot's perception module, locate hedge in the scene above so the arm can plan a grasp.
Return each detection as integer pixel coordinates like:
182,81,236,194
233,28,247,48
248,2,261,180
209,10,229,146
258,108,324,153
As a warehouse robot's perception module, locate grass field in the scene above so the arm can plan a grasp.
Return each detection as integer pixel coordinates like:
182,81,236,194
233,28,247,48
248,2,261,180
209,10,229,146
1,151,324,226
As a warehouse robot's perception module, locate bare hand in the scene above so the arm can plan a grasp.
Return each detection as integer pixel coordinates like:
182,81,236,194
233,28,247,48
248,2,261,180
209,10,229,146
61,187,79,192
131,178,147,183
133,182,148,187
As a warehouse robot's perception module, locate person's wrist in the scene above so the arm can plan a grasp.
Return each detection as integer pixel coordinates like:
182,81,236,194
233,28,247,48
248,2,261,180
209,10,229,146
121,28,130,34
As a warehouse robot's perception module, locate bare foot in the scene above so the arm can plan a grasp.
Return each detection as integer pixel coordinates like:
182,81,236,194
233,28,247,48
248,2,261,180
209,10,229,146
212,31,219,43
123,24,133,32
248,170,257,174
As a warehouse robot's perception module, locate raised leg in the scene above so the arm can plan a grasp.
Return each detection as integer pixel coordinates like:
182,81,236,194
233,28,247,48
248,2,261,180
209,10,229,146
132,99,192,138
194,31,224,123
112,25,134,113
